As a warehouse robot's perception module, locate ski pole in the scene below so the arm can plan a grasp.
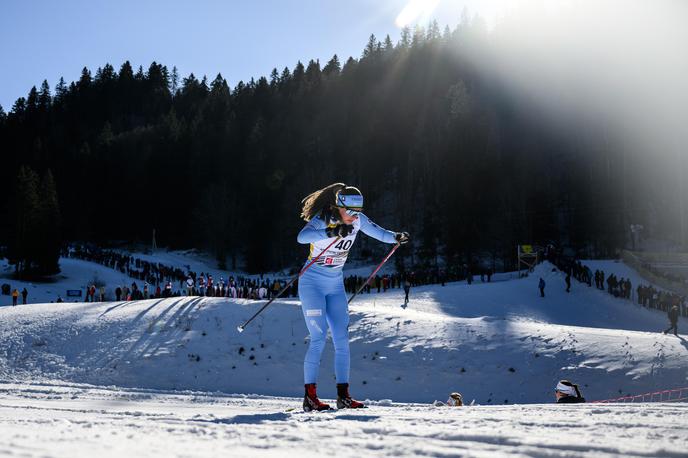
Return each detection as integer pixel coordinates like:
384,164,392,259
237,236,341,333
348,242,401,305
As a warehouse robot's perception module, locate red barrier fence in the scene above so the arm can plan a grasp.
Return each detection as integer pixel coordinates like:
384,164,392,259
592,387,688,403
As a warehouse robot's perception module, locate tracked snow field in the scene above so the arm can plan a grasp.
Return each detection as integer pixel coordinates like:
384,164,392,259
1,260,687,456
0,382,686,458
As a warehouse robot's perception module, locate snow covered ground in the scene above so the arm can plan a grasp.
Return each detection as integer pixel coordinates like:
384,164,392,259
0,249,281,307
1,381,686,458
0,257,687,456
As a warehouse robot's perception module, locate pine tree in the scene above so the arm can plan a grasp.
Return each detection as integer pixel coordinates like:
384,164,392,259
26,86,39,112
119,61,134,81
8,166,40,277
305,59,321,87
36,170,61,275
11,97,26,116
292,61,305,80
269,68,280,87
280,67,291,84
170,66,179,94
442,25,452,42
77,67,92,91
362,34,378,58
323,55,341,76
412,25,425,47
54,77,67,104
427,20,440,41
38,80,51,110
399,27,411,48
383,35,394,52
342,56,357,74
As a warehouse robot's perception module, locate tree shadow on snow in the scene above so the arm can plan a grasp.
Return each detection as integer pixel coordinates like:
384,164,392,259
99,301,137,316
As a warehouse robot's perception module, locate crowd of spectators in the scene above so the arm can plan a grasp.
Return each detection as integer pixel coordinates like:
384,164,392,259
65,244,299,301
67,244,502,300
548,249,687,319
64,244,501,303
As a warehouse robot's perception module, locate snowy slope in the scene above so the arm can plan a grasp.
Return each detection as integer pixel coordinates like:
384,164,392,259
0,257,135,306
0,250,286,307
1,381,686,458
1,262,686,405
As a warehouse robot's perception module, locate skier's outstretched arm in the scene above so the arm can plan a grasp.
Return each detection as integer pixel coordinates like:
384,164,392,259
358,213,398,244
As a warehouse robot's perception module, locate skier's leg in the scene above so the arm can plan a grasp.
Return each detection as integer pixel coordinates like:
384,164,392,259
299,274,328,384
325,288,350,384
326,285,365,409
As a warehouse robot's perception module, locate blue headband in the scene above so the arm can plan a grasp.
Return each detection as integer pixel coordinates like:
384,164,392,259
336,193,363,209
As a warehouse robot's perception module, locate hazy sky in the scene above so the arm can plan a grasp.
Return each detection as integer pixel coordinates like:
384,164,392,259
0,0,507,110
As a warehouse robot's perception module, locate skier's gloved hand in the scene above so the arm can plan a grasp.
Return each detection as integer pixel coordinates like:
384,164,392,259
326,224,354,238
395,232,410,244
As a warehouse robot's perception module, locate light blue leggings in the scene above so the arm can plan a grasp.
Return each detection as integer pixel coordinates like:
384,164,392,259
298,267,350,384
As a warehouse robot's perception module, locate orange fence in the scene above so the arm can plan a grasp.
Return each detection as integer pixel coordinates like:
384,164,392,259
592,387,688,403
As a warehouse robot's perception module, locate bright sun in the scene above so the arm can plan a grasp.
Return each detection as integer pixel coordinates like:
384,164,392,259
395,0,442,28
394,0,532,31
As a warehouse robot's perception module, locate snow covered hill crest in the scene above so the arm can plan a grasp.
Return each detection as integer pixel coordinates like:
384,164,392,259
0,262,686,404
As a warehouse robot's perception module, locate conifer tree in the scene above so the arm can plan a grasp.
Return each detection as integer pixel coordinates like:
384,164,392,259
11,97,26,117
399,27,411,48
383,35,394,52
36,169,61,275
26,86,39,112
170,66,180,94
363,34,378,58
38,80,51,110
8,166,40,277
323,55,341,76
54,77,67,103
269,68,280,87
119,61,134,81
77,67,92,90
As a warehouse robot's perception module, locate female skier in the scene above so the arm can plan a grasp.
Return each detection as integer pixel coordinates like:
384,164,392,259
297,183,409,411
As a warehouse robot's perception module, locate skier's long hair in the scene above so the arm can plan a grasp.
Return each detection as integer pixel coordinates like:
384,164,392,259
300,182,346,222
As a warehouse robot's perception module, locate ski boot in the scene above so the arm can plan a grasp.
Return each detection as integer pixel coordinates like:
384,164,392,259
336,383,366,409
303,383,331,412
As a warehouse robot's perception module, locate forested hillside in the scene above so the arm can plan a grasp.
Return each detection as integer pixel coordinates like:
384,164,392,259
0,15,678,273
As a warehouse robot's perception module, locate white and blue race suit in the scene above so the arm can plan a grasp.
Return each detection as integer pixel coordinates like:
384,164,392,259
297,213,396,384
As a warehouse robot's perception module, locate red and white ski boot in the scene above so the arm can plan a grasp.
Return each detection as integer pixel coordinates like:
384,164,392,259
336,383,366,409
303,383,331,412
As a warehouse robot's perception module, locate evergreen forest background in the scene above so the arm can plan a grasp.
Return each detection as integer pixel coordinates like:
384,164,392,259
0,17,683,275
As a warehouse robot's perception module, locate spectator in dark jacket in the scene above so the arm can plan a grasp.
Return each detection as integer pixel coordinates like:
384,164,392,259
555,380,586,403
539,278,546,298
565,273,571,293
664,305,680,336
21,288,28,305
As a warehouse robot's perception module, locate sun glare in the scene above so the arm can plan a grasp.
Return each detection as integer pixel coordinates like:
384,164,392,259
395,0,441,28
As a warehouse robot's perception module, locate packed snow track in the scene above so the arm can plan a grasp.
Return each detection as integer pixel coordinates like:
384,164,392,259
0,382,686,458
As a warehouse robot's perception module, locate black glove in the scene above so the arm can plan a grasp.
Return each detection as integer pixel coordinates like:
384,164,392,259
326,224,354,238
395,231,410,244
